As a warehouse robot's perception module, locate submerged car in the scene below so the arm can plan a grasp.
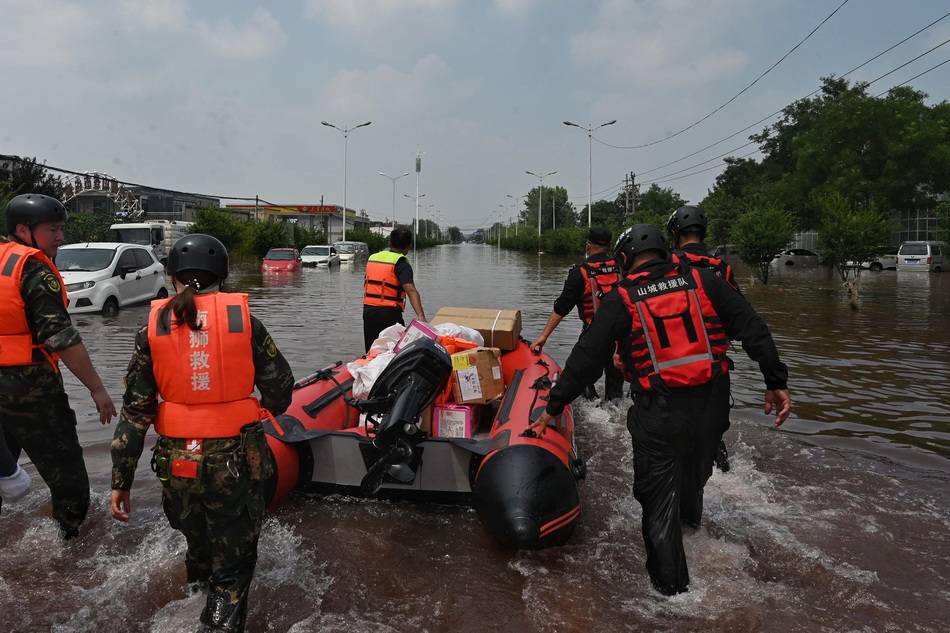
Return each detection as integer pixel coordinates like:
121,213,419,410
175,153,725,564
772,248,819,267
846,248,899,272
897,241,945,272
261,247,301,272
300,244,340,267
56,242,167,316
332,241,369,262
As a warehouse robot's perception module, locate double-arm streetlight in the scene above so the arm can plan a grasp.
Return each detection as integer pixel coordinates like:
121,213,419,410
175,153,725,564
378,170,410,230
563,119,616,227
321,120,372,242
403,192,426,249
526,170,557,252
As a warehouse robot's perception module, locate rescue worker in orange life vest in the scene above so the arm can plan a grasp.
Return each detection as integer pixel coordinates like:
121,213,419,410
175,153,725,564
362,226,427,352
109,234,293,632
0,194,116,536
530,226,624,402
530,224,791,597
667,205,739,472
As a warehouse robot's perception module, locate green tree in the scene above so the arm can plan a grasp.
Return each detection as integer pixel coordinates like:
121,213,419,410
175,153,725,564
447,226,463,243
730,203,796,285
935,201,950,243
65,212,115,243
0,157,65,198
753,77,950,228
249,220,291,257
816,193,893,286
520,186,574,231
635,184,687,226
190,207,248,251
292,224,326,251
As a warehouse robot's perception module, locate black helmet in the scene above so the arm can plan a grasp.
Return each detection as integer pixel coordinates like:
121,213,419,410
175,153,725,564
614,224,669,267
167,234,229,281
5,194,69,235
666,205,707,235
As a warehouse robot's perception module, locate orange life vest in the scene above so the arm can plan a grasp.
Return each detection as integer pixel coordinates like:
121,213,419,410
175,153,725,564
148,292,262,438
0,241,67,369
577,257,621,325
672,250,738,292
618,266,730,392
363,250,406,309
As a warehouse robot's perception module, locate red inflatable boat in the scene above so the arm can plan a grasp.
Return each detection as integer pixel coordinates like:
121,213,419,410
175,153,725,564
263,338,584,548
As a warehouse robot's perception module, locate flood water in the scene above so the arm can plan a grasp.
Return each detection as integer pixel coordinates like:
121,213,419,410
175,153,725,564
2,244,948,632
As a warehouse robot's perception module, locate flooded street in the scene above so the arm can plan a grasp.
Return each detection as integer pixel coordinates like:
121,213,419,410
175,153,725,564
2,244,948,632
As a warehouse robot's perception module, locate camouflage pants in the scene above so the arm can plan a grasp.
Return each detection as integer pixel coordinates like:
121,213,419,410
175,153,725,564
159,437,268,631
0,389,89,533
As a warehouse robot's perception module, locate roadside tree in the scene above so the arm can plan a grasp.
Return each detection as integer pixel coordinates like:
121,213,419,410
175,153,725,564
731,202,796,285
817,193,893,291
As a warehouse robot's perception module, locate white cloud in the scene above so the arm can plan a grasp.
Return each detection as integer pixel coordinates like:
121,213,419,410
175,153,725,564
319,55,460,120
492,0,538,16
118,0,189,30
0,0,89,67
571,0,753,88
304,0,457,28
196,7,286,60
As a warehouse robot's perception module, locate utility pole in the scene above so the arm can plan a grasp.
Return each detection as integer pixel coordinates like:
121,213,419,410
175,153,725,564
630,172,638,218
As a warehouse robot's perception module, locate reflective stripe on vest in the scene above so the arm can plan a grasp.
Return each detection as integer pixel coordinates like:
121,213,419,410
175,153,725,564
363,250,406,309
619,267,729,392
673,250,737,291
148,292,261,438
578,258,620,324
0,241,67,369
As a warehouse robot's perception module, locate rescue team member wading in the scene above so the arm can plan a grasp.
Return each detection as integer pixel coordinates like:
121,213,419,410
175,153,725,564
110,234,294,633
530,224,791,597
531,227,624,401
362,227,427,351
667,205,741,472
0,194,116,535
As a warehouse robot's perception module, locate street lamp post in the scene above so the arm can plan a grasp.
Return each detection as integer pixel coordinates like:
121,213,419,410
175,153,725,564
526,170,557,253
563,119,616,227
321,120,372,242
403,192,426,238
378,170,410,230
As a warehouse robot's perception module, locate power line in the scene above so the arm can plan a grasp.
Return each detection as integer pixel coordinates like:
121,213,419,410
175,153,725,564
638,140,756,178
595,0,852,150
610,16,950,179
877,57,950,95
640,56,950,188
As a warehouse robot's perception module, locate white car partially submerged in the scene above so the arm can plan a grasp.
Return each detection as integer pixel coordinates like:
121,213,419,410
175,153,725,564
56,242,167,315
300,244,340,267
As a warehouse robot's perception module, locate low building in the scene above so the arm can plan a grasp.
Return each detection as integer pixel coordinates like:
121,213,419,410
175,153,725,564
224,203,371,242
63,173,219,221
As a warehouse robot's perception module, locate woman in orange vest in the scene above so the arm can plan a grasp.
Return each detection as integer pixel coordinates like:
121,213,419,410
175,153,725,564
0,193,116,536
109,234,294,633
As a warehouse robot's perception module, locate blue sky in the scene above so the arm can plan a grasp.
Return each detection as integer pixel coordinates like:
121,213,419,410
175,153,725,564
2,0,948,231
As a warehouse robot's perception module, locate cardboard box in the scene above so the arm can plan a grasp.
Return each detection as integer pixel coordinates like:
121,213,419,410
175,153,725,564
432,403,479,438
450,347,504,405
394,319,439,353
431,307,522,351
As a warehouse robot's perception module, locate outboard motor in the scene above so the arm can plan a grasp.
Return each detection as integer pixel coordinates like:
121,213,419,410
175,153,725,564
350,338,452,494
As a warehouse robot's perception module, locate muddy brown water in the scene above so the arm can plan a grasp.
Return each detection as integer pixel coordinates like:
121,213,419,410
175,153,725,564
1,244,948,632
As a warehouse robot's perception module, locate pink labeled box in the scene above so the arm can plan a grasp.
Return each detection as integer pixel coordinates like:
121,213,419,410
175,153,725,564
432,403,479,438
394,319,439,353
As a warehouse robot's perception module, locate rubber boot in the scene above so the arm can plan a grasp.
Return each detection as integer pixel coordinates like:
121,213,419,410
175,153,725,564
714,440,730,473
582,384,598,401
199,588,248,632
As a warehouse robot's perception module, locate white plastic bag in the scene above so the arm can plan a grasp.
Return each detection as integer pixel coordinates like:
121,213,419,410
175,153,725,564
369,323,406,356
347,351,396,399
433,323,484,346
0,465,31,500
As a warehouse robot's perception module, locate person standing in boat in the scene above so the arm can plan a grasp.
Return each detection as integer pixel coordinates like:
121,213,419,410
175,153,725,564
109,234,293,633
362,227,427,352
529,224,791,597
667,205,740,473
0,193,116,537
530,227,624,402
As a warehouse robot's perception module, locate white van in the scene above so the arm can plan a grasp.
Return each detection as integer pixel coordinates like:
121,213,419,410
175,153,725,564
109,220,192,265
897,241,945,272
332,241,369,262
